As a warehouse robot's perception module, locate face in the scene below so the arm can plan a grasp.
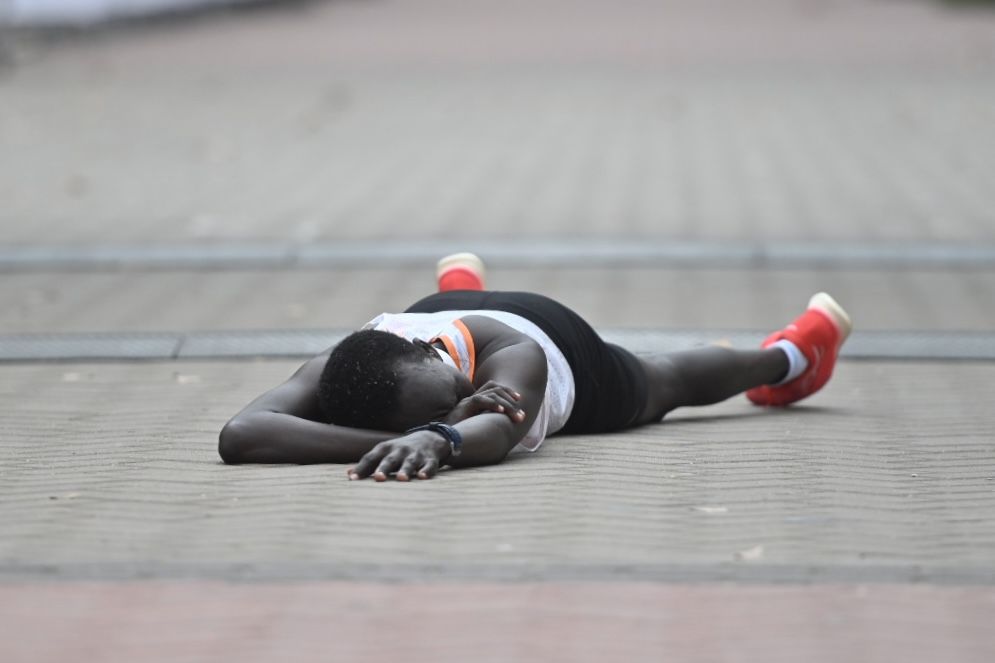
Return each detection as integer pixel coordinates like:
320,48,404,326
390,346,474,431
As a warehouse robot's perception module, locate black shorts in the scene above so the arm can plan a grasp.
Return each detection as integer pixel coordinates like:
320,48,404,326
404,291,647,434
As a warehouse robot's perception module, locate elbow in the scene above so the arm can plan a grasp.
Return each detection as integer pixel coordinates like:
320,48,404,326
218,419,247,464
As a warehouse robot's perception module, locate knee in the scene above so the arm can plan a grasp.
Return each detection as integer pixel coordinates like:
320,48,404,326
218,419,247,464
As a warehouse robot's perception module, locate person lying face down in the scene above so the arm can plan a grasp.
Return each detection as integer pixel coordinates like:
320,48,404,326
219,282,852,483
219,305,554,479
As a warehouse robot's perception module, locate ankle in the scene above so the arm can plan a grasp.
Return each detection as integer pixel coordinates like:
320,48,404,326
768,340,808,385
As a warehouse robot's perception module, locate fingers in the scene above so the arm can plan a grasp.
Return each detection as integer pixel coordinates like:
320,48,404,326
476,381,522,402
417,457,440,480
351,451,440,481
396,454,421,482
467,383,525,420
349,439,441,482
349,443,392,480
373,448,407,482
470,393,519,416
444,383,527,425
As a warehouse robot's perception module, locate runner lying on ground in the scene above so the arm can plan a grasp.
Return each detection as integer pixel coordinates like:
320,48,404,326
219,253,852,481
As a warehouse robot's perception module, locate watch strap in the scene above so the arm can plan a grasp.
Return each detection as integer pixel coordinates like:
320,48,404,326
405,421,463,457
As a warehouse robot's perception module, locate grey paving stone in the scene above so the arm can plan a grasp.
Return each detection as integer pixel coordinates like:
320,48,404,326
0,242,294,269
1,359,993,581
6,239,995,271
6,329,995,361
0,332,180,360
3,267,995,335
2,582,994,663
177,329,343,358
2,1,994,658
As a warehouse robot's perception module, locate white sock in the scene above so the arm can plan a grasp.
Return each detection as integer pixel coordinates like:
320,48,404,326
770,339,808,385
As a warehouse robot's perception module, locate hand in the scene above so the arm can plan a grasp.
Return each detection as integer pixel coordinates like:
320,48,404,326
442,380,525,426
347,430,451,482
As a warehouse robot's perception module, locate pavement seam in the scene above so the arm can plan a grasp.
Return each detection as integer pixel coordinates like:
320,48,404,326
3,562,994,585
3,240,995,271
3,329,995,361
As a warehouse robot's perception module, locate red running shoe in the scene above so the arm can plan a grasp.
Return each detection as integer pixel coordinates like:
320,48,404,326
746,293,853,407
437,252,486,292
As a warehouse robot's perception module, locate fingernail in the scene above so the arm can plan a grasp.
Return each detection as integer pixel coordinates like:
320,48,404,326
349,473,359,480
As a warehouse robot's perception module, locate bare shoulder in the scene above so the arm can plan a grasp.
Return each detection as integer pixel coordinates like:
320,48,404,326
461,316,547,390
460,315,534,353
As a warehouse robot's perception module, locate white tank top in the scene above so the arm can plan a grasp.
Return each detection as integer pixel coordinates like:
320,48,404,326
365,310,575,451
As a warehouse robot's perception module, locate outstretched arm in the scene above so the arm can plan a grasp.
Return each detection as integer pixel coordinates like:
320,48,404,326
348,322,549,481
218,353,397,464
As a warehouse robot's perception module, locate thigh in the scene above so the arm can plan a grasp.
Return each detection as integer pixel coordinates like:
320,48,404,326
562,341,647,434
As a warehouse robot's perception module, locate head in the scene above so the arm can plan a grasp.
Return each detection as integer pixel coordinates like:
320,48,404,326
318,329,474,432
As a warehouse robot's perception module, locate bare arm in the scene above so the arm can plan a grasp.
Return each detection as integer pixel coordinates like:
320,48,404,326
447,340,547,467
218,353,397,464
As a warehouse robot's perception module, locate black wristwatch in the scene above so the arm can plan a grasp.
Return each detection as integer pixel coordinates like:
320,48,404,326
405,421,463,457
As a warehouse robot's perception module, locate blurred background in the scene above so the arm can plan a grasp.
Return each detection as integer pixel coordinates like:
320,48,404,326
1,0,993,334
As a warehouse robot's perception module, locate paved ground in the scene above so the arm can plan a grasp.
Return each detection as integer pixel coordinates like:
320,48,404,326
2,0,995,660
3,359,995,575
2,359,995,660
3,583,994,663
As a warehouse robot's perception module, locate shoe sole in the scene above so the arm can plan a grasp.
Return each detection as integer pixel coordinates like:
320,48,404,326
437,252,486,281
808,292,853,343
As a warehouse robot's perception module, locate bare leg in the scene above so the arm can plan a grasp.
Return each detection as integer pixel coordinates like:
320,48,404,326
635,346,789,424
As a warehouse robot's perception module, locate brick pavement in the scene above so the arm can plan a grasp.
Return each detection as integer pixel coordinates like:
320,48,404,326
2,359,993,575
3,266,995,334
3,1,995,660
3,582,994,663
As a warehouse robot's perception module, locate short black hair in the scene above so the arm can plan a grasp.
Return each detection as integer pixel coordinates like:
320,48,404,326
318,329,427,429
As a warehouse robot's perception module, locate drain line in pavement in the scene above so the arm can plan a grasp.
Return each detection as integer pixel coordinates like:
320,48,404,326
2,330,995,362
3,239,995,271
